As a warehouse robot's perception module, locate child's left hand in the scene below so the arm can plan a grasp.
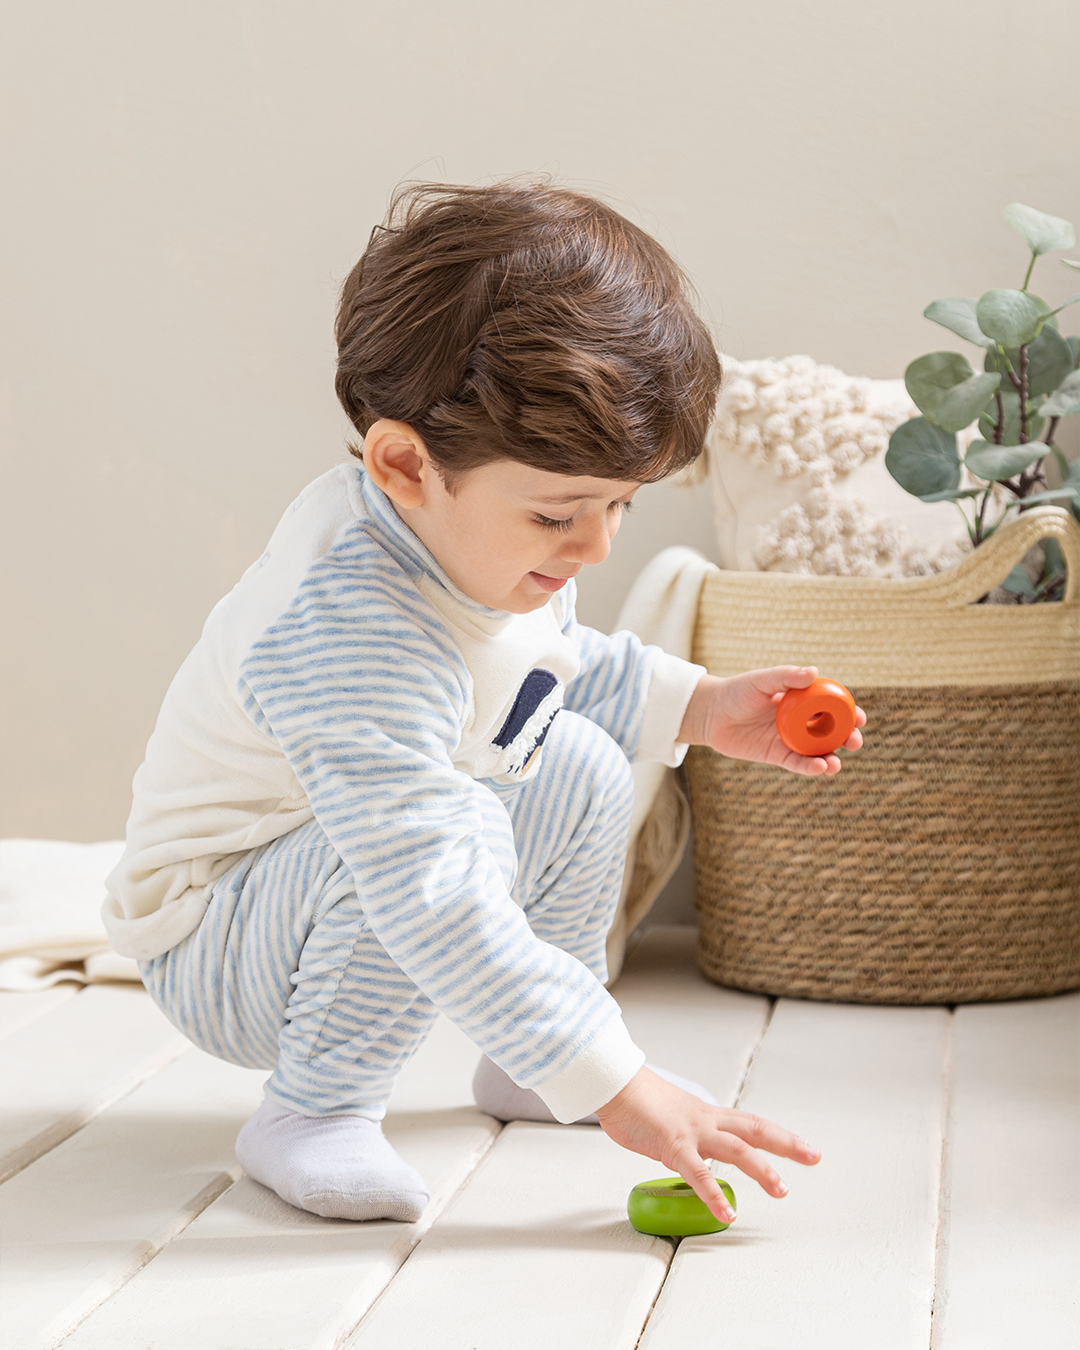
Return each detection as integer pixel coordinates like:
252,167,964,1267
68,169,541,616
678,665,866,777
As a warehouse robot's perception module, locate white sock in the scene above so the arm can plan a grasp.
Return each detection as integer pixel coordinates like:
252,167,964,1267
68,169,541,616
235,1099,430,1222
472,1057,719,1125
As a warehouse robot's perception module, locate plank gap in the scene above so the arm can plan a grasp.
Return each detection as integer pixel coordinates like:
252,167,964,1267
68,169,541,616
0,985,83,1043
0,1034,192,1184
928,1007,956,1350
629,990,776,1350
310,1116,504,1350
630,1237,678,1350
338,932,766,1350
732,995,777,1108
41,1164,244,1349
638,1001,950,1349
50,1015,503,1350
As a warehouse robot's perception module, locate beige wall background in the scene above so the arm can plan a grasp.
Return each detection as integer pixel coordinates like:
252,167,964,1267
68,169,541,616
2,0,1078,848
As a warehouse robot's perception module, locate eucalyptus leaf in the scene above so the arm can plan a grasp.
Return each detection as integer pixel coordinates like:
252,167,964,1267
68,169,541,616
1025,325,1074,396
923,297,995,349
978,389,1045,446
1040,369,1080,418
905,352,999,431
1068,336,1080,367
919,487,981,503
983,324,1074,398
1064,259,1080,271
976,289,1050,346
964,439,1048,482
1042,537,1065,582
1000,562,1036,596
1017,486,1080,506
1004,203,1076,257
885,417,961,500
938,372,1001,430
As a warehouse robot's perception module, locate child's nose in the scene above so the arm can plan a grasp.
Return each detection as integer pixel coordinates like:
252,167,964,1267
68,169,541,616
560,516,612,566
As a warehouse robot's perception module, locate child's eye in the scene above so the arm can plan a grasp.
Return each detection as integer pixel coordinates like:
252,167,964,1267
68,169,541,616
532,501,633,532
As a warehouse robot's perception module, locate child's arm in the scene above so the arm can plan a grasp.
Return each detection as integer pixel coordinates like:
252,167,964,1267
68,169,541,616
680,665,866,776
596,1068,821,1223
595,665,864,1214
558,593,705,765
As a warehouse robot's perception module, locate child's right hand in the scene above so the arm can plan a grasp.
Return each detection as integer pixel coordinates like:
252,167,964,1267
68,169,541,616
595,1066,821,1223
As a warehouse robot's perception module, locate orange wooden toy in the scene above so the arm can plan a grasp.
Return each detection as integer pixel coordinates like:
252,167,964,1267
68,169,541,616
775,677,857,756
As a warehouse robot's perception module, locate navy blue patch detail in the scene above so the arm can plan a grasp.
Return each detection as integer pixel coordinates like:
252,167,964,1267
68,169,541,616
529,705,560,754
493,669,558,748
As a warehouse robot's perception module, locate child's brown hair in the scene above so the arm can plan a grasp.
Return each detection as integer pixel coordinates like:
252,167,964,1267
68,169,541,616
335,180,721,486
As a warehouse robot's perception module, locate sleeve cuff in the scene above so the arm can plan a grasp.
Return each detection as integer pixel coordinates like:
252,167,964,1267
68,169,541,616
635,651,706,768
531,1018,646,1124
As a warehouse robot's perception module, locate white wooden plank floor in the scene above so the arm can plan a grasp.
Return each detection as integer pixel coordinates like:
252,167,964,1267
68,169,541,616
1,928,1076,1350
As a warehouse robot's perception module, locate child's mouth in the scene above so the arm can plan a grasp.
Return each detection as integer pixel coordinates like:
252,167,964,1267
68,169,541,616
529,572,570,592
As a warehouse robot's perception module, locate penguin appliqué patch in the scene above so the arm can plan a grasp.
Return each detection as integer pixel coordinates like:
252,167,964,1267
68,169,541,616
491,669,562,779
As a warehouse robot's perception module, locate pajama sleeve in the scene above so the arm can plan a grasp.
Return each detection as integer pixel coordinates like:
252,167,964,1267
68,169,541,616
558,582,705,766
237,539,644,1123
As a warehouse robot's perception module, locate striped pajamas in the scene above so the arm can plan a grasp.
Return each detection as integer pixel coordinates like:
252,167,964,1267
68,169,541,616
140,709,633,1117
108,465,704,1121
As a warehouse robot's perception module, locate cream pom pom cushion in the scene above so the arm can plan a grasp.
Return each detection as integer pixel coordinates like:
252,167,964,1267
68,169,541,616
707,354,976,576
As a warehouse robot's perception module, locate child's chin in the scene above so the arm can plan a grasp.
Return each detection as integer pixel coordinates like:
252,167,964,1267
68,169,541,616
503,585,557,614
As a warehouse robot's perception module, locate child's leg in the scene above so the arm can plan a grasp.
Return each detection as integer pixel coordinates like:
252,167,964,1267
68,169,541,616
472,711,717,1122
496,710,635,981
140,818,444,1220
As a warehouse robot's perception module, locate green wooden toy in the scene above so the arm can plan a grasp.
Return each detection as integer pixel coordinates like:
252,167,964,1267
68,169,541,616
627,1176,736,1237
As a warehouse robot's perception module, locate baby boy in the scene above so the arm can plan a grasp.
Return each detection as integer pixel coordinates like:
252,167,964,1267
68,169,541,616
103,181,862,1227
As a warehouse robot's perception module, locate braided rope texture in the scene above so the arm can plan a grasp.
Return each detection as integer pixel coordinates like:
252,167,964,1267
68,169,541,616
688,681,1080,1004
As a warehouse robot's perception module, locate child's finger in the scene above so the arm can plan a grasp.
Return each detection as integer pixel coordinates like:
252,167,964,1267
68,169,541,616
751,664,819,697
782,751,834,778
713,1110,822,1168
671,1152,737,1223
705,1130,791,1198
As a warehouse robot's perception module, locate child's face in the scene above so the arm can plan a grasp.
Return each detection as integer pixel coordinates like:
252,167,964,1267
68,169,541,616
365,423,640,613
412,458,641,613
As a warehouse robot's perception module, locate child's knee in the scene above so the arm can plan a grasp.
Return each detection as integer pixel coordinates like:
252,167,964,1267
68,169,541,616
553,711,634,806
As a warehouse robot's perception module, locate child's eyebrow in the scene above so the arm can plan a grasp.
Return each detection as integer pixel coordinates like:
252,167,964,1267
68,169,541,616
532,493,596,504
531,489,631,504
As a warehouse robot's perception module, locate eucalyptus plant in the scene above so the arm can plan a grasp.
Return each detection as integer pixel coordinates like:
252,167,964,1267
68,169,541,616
885,202,1080,601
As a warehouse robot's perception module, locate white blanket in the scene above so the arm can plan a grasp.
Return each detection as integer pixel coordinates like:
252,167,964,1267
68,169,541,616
1,547,717,993
0,838,138,990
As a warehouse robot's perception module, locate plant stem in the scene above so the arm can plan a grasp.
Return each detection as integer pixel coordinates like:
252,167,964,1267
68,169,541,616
1022,251,1037,291
974,487,991,545
1018,345,1029,443
952,498,977,544
1046,415,1060,450
993,389,1006,445
1022,570,1066,604
1017,457,1047,501
996,346,1022,393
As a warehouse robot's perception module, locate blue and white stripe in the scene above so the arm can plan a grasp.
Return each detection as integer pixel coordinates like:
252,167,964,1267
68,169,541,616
141,709,635,1116
125,467,679,1116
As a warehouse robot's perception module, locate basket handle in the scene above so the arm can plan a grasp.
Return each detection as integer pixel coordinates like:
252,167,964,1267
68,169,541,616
939,505,1080,607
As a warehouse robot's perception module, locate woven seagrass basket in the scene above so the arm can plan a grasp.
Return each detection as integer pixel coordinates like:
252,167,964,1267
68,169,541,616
687,505,1080,1005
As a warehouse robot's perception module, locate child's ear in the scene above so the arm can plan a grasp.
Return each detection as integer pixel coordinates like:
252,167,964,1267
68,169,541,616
362,420,431,510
